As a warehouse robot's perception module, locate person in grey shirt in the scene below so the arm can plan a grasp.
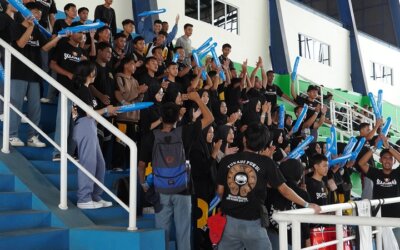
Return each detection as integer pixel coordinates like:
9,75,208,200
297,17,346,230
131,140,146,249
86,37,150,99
175,23,193,58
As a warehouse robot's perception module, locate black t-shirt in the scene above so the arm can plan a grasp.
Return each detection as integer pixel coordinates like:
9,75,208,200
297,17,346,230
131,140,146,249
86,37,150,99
52,19,70,35
51,38,83,91
36,0,57,29
218,55,235,71
0,13,18,64
94,5,117,36
263,84,283,107
176,61,193,93
11,26,47,82
75,84,98,120
217,152,286,220
367,167,400,217
93,63,116,108
305,177,328,206
138,72,160,87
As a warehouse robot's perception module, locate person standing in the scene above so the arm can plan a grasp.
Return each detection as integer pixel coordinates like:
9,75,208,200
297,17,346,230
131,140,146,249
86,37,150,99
216,123,320,250
94,0,117,37
175,23,193,59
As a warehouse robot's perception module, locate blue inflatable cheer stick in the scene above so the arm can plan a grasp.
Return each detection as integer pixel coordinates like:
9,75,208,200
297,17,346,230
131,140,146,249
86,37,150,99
377,89,383,116
278,105,285,129
196,37,213,53
368,92,381,119
291,56,300,81
210,47,226,81
0,63,4,81
58,21,106,35
7,0,51,38
325,137,332,159
339,137,357,168
376,117,392,149
192,51,207,80
328,153,353,168
138,8,166,17
172,53,179,63
146,174,154,187
350,137,366,161
208,195,221,214
329,126,338,156
287,136,314,159
118,102,154,113
292,104,308,134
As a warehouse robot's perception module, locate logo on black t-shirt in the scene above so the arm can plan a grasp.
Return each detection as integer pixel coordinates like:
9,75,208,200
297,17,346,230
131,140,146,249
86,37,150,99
64,52,80,62
227,163,257,199
376,178,397,187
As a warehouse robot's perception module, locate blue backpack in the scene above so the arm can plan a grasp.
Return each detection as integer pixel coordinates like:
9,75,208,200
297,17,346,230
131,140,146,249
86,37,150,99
152,127,189,194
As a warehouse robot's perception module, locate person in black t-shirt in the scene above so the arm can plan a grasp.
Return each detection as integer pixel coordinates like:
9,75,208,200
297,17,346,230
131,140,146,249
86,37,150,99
111,33,126,70
137,57,160,88
9,2,61,147
52,3,77,36
263,70,291,108
132,36,146,78
72,61,119,209
357,135,400,245
90,42,116,169
50,23,85,160
120,19,135,57
218,43,237,77
139,92,214,250
217,123,320,250
291,83,320,113
306,154,329,207
35,0,57,31
72,7,92,52
94,0,117,37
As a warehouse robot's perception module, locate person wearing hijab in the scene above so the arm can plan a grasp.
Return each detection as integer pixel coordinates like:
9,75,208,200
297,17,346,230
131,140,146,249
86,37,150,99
190,125,220,249
213,101,228,126
266,159,311,248
215,125,238,162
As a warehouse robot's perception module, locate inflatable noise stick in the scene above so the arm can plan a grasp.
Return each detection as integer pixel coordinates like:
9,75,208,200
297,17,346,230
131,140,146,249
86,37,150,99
325,137,332,159
278,105,285,129
210,47,226,81
192,51,207,80
196,37,213,54
291,56,300,81
329,126,338,156
287,135,314,160
292,104,308,134
376,117,392,149
350,137,366,162
138,8,166,17
339,137,357,168
172,53,179,63
58,21,106,35
368,92,382,119
377,89,383,116
7,0,51,38
0,63,4,81
208,195,221,214
328,153,353,168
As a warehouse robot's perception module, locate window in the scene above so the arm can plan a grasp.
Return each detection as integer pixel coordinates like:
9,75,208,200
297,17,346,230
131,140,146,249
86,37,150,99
298,34,330,66
371,62,393,86
185,0,239,34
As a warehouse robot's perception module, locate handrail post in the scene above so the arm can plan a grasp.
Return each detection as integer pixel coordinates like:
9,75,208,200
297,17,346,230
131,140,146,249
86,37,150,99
1,49,11,154
335,209,344,250
128,142,138,230
278,222,288,250
291,220,301,249
376,206,383,250
58,93,68,210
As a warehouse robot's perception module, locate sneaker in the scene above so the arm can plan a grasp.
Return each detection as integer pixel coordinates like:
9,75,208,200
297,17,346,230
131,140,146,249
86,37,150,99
27,136,46,148
21,116,29,124
95,199,113,208
9,137,25,147
40,98,51,103
52,154,60,161
77,200,103,209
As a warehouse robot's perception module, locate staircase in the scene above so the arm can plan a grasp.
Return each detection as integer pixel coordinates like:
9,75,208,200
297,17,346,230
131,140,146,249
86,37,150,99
0,100,165,249
0,168,69,250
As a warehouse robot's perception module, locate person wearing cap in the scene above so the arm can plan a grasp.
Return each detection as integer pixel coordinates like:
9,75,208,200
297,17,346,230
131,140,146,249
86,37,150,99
291,79,320,112
358,135,400,244
120,19,135,56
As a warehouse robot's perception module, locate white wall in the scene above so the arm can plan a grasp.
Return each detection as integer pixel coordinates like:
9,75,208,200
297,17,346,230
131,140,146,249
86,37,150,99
358,34,400,105
54,0,133,30
278,0,352,90
156,0,270,69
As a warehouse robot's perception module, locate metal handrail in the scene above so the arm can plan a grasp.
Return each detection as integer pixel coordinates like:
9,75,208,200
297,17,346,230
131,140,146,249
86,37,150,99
272,196,400,250
0,38,138,230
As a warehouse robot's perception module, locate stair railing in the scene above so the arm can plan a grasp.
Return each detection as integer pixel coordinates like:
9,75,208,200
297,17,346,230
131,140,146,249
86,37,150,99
0,38,138,230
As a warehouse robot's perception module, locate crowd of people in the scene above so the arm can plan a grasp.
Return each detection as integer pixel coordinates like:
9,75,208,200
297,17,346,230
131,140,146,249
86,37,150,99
0,0,399,249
